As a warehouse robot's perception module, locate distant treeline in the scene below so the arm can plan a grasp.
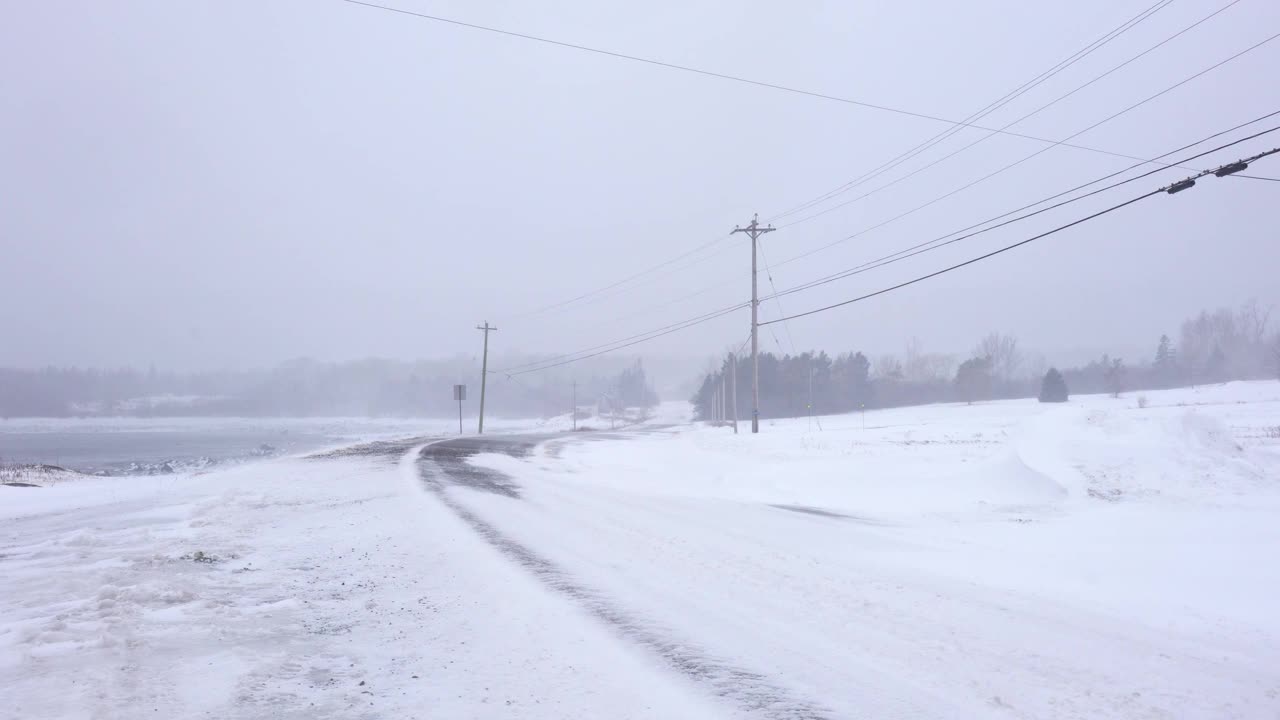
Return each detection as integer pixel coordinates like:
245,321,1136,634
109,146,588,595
693,301,1280,420
0,356,658,419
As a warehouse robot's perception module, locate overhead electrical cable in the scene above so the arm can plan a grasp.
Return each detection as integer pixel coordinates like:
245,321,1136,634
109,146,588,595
760,148,1279,326
774,0,1245,228
344,0,1196,322
498,302,748,376
761,119,1280,303
552,107,1280,329
767,0,1183,223
531,14,1263,320
510,234,732,319
771,29,1280,269
757,240,799,356
488,0,1184,322
493,122,1279,375
340,0,1202,166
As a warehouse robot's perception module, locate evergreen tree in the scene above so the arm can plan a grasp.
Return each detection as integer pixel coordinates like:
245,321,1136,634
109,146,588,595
954,356,992,404
1038,368,1069,403
1154,335,1172,363
1153,334,1177,386
831,351,872,411
1105,358,1126,398
690,373,717,420
1151,335,1170,378
616,361,659,409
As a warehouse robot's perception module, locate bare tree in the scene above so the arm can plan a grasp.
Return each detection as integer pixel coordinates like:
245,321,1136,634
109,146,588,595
1023,351,1048,385
902,337,926,382
924,353,958,383
1177,301,1277,379
1272,333,1280,381
1180,308,1237,376
974,332,1021,382
1239,298,1272,347
902,338,956,383
874,354,903,381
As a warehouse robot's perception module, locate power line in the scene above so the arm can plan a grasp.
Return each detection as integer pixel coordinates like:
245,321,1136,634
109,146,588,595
530,50,1268,334
490,134,1276,377
498,300,747,374
1231,173,1280,181
770,29,1280,270
774,0,1244,228
760,148,1279,326
565,104,1272,331
511,233,732,319
340,0,1206,167
501,302,747,376
520,7,1265,321
761,118,1280,303
341,0,1175,324
757,239,798,355
763,191,1160,325
346,0,1230,328
767,0,1180,223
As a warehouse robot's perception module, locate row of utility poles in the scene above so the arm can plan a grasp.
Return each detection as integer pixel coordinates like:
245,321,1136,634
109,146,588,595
462,213,776,436
706,352,739,433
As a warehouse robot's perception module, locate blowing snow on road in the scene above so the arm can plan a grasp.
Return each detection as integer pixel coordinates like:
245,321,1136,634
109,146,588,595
2,382,1279,718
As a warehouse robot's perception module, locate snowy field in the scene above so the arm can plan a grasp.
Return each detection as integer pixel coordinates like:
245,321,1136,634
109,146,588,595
2,383,1278,718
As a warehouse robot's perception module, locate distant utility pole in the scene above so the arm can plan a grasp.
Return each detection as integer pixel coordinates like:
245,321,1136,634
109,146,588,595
572,379,577,431
730,352,738,434
732,214,775,434
476,322,497,434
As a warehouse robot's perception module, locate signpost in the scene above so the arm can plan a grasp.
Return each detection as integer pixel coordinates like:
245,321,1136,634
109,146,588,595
453,384,466,434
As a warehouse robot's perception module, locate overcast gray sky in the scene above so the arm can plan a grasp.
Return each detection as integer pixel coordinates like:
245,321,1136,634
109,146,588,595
2,0,1278,372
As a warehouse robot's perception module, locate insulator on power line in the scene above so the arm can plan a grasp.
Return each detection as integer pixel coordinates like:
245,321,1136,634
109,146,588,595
1214,162,1249,177
1166,178,1196,194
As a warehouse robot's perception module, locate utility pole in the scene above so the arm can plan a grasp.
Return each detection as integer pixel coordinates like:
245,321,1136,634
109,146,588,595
730,352,738,434
475,322,497,434
732,214,775,434
572,379,577,431
808,366,814,432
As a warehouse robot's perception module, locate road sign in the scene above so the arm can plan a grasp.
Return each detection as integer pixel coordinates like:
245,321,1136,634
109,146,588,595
453,384,467,434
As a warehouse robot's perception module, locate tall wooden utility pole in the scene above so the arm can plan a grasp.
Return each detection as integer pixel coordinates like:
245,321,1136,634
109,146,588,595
572,379,577,431
475,322,497,434
732,214,775,434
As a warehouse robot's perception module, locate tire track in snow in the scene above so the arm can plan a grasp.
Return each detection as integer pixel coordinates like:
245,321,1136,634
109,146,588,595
416,438,833,720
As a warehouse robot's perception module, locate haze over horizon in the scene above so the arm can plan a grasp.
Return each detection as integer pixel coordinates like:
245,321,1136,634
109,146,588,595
3,0,1278,373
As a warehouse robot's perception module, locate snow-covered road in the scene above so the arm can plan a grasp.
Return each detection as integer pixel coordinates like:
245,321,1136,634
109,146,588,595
3,382,1279,718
